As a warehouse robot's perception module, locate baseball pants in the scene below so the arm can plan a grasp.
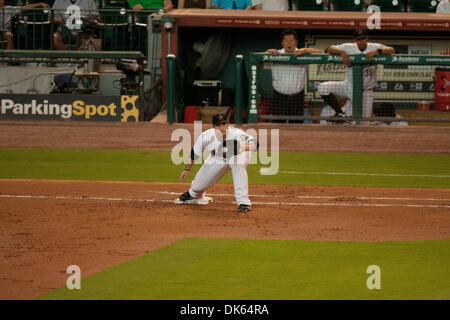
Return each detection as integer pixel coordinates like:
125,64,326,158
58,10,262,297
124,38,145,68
188,151,251,206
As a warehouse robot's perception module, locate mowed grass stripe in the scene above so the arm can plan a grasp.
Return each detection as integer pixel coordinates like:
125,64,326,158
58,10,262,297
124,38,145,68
0,148,449,188
36,238,450,300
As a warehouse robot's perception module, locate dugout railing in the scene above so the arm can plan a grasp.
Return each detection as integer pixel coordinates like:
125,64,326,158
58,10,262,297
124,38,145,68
247,52,450,125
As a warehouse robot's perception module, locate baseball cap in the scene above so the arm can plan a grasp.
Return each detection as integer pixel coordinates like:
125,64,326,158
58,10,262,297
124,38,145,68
212,113,228,126
353,29,368,40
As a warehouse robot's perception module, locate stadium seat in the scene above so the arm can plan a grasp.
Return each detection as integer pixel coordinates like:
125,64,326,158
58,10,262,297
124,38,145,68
408,0,438,12
100,6,128,24
294,0,329,11
372,0,405,12
331,0,365,11
98,0,131,51
14,9,52,50
26,0,55,6
102,0,130,8
132,12,150,55
98,7,130,51
101,24,130,51
5,0,20,5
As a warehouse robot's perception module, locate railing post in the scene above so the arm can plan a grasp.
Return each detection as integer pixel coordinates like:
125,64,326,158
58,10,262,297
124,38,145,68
352,64,363,120
234,55,244,125
166,54,176,124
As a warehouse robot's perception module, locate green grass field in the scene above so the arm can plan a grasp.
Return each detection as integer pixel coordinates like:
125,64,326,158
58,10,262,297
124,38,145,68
1,148,449,188
36,237,450,300
1,148,449,299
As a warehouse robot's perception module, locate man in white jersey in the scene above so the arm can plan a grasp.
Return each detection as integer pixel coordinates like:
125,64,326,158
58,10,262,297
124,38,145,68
318,29,396,125
178,113,258,213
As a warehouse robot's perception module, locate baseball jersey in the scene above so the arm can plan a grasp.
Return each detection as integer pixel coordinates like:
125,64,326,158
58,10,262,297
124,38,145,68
334,42,383,90
266,48,307,95
251,0,288,10
192,125,256,160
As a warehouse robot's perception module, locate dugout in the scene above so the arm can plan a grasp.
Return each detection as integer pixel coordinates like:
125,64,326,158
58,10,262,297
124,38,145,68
161,9,450,124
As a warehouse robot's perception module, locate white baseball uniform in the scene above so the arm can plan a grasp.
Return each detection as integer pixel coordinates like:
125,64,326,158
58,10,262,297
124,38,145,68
318,42,382,125
188,125,257,207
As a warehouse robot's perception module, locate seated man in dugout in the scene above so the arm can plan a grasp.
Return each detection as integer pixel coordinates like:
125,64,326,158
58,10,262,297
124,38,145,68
52,0,99,50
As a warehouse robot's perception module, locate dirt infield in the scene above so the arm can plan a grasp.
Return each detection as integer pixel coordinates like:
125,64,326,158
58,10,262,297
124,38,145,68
1,179,449,300
1,120,450,153
0,121,449,299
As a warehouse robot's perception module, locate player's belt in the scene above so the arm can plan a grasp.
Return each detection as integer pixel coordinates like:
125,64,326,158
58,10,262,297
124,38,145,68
210,150,227,160
274,89,304,97
210,150,223,157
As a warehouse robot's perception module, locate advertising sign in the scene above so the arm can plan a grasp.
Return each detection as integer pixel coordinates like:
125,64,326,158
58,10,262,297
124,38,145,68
0,94,140,122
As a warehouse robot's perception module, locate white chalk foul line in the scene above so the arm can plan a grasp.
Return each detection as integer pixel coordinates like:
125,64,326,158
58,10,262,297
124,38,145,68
250,201,450,209
277,171,450,179
0,194,172,203
1,194,449,209
152,191,450,202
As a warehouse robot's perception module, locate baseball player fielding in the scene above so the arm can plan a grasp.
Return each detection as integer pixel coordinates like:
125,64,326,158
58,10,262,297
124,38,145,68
175,112,258,213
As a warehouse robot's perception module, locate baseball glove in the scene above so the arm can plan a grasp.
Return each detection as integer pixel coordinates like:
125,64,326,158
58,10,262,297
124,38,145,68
215,139,241,159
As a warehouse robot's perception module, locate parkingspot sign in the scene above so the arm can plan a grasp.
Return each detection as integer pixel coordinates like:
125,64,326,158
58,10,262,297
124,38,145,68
0,94,140,122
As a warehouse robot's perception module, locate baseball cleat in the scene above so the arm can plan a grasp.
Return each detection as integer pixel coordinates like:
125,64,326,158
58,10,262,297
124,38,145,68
179,191,193,202
237,204,251,213
174,192,213,205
